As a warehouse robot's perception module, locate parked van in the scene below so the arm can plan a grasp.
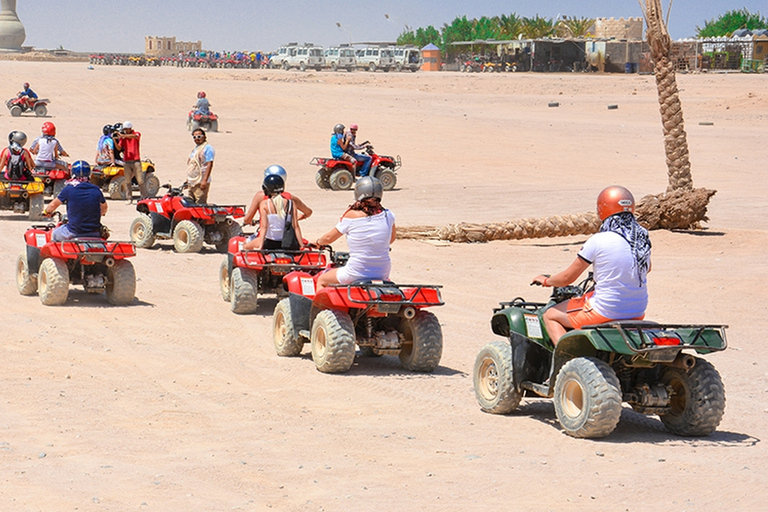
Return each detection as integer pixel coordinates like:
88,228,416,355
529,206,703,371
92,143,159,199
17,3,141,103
356,46,395,72
393,45,422,72
270,43,297,69
324,44,356,72
284,44,324,71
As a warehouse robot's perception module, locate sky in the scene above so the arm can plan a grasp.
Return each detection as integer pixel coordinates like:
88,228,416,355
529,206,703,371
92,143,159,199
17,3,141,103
12,0,767,53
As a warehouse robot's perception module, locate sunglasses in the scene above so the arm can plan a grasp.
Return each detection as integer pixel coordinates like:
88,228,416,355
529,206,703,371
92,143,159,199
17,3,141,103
192,134,205,139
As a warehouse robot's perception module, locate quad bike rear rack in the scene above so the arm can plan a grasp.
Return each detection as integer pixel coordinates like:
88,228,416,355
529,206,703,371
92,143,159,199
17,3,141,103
55,239,136,258
330,282,444,307
240,247,328,272
585,321,728,355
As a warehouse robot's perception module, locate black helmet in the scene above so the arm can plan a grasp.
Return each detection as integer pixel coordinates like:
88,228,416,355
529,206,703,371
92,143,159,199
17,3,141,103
354,176,383,202
262,174,285,196
103,124,113,135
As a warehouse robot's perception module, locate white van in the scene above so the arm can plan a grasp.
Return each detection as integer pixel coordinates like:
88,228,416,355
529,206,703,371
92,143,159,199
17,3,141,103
324,44,356,72
356,46,395,72
393,46,422,72
270,43,297,69
284,44,324,71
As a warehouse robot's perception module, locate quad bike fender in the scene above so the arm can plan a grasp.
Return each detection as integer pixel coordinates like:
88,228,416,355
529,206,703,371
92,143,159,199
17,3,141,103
508,330,552,393
228,236,245,255
26,244,42,274
149,211,172,235
288,293,313,334
283,271,317,297
491,307,552,349
49,169,68,180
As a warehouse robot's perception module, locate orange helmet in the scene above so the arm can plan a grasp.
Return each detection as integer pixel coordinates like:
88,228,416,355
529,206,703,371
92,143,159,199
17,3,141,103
41,122,55,136
597,186,635,220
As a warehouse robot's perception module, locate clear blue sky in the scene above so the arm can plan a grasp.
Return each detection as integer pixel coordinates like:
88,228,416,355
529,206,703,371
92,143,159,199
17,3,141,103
16,0,765,53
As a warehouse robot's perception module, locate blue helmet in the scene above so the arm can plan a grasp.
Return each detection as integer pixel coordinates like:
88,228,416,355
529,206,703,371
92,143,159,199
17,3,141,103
71,160,91,178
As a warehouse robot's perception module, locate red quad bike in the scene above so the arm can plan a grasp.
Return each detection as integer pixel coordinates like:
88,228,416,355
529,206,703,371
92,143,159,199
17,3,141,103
129,183,244,253
272,253,444,374
219,238,331,314
6,96,50,117
16,213,137,306
311,144,401,191
33,163,70,198
187,110,218,132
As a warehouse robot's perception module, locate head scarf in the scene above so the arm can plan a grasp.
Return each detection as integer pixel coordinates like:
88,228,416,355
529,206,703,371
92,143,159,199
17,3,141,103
600,212,651,286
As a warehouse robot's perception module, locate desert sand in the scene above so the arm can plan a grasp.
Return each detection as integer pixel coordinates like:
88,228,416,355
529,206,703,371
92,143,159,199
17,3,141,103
0,60,767,511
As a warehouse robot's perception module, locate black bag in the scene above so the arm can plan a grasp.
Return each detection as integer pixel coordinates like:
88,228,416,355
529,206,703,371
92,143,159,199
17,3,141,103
281,199,300,250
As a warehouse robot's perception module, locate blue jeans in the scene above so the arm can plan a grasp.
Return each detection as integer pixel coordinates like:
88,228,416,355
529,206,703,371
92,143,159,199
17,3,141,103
354,154,372,177
52,224,100,241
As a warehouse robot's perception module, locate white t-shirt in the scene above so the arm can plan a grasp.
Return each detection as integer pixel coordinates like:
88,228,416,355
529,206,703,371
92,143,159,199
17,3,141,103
336,210,395,283
578,231,648,319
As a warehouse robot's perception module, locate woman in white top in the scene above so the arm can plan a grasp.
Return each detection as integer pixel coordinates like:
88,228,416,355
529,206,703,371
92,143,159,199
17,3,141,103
244,174,303,250
316,176,396,291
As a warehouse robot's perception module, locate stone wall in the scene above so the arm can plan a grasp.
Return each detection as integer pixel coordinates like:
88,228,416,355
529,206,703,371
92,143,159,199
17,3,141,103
591,17,644,40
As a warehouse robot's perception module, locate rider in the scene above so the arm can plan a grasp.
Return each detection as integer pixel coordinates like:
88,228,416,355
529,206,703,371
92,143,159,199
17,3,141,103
243,164,312,226
194,91,210,115
30,122,69,171
345,123,372,177
95,125,122,167
244,174,303,250
315,176,396,291
0,131,35,181
330,123,355,166
17,82,38,107
43,161,108,241
531,186,652,345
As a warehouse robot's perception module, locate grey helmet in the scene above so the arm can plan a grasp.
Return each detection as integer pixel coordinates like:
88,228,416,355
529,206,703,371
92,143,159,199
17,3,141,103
8,130,27,146
264,164,287,185
333,123,345,135
354,176,383,202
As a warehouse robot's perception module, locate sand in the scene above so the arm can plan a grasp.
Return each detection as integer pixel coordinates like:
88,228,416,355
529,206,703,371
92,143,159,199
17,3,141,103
0,60,767,511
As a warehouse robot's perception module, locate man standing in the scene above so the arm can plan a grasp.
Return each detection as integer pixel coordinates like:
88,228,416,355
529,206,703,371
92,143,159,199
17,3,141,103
116,121,144,203
186,128,214,203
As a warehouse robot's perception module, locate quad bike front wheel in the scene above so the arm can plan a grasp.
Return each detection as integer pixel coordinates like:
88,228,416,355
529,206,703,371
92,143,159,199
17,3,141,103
34,104,48,117
10,105,22,117
273,298,303,357
173,220,204,253
105,260,136,305
230,267,259,314
130,214,156,248
398,310,443,372
473,340,522,414
553,357,622,438
659,358,725,436
38,257,70,306
311,309,356,373
329,169,353,191
377,169,397,191
218,259,231,302
16,252,38,296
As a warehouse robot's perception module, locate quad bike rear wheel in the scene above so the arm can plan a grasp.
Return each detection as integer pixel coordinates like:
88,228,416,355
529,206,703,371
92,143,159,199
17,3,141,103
173,219,204,253
38,257,69,306
553,357,622,438
273,298,304,356
473,340,522,413
219,259,231,302
230,267,259,314
53,179,66,198
311,309,356,373
16,253,38,296
28,194,44,220
398,310,442,372
108,176,128,200
213,220,243,253
315,169,331,189
143,173,160,197
209,120,218,132
377,169,397,191
105,260,136,305
329,169,353,191
130,214,155,248
10,105,22,117
34,104,48,117
659,358,725,436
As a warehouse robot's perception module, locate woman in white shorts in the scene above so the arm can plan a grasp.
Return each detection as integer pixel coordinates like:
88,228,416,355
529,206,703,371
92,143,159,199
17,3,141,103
315,176,396,290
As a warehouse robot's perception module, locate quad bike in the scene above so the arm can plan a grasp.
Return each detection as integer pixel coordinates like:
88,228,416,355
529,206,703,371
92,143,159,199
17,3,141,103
187,110,219,132
6,96,50,117
129,183,244,253
90,159,160,200
310,144,401,191
220,238,331,314
272,252,444,374
33,163,70,198
16,212,137,306
473,274,727,439
0,178,46,220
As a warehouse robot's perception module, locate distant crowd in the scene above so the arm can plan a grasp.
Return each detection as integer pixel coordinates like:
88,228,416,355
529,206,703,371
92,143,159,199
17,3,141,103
89,50,272,68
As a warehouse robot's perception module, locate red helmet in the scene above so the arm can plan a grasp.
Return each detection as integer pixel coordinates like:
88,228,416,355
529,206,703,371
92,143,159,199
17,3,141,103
41,122,56,136
197,91,206,98
23,82,29,89
597,186,635,221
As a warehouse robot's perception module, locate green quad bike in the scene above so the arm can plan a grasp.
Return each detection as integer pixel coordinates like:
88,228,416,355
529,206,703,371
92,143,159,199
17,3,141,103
473,275,727,439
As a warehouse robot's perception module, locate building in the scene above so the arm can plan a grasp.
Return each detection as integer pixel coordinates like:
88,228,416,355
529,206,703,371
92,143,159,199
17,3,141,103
590,17,644,40
145,36,202,57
